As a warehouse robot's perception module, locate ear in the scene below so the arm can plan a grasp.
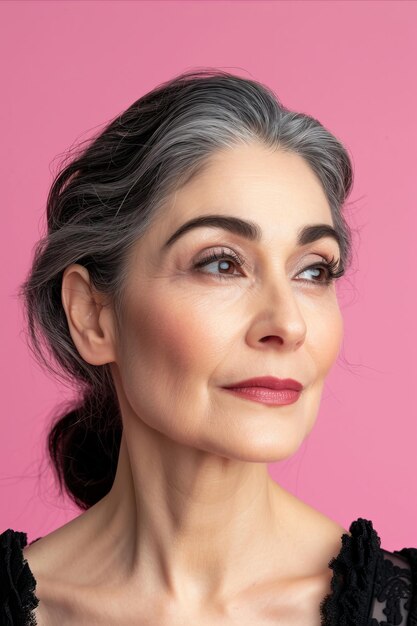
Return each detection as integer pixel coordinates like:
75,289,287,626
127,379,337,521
61,264,117,366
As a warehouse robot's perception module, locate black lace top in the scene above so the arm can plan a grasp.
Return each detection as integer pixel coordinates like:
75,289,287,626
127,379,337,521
0,518,416,625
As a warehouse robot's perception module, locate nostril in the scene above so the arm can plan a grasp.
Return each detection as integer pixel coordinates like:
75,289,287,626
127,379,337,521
260,336,283,344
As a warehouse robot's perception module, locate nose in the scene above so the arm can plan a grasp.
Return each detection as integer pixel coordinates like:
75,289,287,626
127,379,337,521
247,276,307,351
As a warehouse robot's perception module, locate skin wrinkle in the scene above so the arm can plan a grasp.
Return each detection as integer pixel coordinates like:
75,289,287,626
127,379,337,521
27,144,349,624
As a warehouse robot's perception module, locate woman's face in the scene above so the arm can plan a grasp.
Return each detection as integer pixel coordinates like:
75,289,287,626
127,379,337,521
111,142,344,462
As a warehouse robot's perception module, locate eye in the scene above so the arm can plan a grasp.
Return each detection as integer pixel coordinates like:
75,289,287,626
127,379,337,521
298,266,329,282
192,248,246,279
297,257,345,285
192,248,345,286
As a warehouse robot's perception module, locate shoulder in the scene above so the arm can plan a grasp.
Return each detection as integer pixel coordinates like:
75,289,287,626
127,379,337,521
0,528,40,625
320,517,417,625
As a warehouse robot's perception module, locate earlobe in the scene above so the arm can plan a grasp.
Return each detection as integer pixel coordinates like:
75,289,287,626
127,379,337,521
61,264,117,366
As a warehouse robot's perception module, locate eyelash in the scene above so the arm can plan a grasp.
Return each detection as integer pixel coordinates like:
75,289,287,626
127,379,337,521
193,247,345,286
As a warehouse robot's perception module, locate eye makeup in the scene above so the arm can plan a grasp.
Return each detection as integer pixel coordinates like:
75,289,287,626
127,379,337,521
192,246,345,287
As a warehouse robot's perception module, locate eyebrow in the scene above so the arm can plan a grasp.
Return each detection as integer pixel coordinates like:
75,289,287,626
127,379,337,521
161,214,342,253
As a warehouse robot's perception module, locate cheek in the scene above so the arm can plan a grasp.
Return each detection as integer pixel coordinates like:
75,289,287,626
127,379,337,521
301,300,343,438
117,286,227,398
307,297,344,376
114,285,235,444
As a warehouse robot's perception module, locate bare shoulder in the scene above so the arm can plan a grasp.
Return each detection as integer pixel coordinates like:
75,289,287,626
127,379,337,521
22,505,107,625
22,531,75,626
298,509,349,578
227,489,351,624
22,496,109,584
226,514,347,626
270,486,350,577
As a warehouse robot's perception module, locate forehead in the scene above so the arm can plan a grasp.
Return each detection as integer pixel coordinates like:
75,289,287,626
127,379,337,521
166,143,333,236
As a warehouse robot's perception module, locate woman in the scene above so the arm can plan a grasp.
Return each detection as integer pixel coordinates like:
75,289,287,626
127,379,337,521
1,69,415,626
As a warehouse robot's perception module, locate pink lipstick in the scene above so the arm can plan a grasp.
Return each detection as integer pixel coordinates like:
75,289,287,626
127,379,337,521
222,376,303,406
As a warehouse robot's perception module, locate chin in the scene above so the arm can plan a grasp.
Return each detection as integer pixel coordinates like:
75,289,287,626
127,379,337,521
197,425,308,464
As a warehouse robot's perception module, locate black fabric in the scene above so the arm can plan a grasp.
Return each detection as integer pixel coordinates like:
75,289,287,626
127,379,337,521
0,517,415,625
0,530,39,626
319,518,416,625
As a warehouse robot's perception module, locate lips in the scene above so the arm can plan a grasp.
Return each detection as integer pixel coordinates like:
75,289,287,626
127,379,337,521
222,376,303,391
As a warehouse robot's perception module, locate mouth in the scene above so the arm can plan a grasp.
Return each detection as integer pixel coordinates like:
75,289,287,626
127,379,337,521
221,376,303,406
221,385,302,406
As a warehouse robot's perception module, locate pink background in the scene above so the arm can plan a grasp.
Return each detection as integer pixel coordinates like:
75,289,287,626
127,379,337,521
1,1,416,550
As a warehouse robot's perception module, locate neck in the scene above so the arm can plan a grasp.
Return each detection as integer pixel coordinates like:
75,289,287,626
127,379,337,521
94,420,298,608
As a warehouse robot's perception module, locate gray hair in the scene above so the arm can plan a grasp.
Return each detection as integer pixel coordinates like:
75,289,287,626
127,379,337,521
19,68,354,509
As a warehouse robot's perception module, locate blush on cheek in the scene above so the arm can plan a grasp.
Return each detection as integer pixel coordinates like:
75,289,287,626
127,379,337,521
120,292,214,394
310,309,343,376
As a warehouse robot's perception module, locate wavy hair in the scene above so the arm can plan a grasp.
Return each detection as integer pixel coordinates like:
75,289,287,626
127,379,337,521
19,68,354,510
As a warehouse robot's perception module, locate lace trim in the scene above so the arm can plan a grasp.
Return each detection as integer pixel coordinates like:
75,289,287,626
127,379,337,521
368,549,412,625
394,547,417,626
319,517,382,626
0,529,39,626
